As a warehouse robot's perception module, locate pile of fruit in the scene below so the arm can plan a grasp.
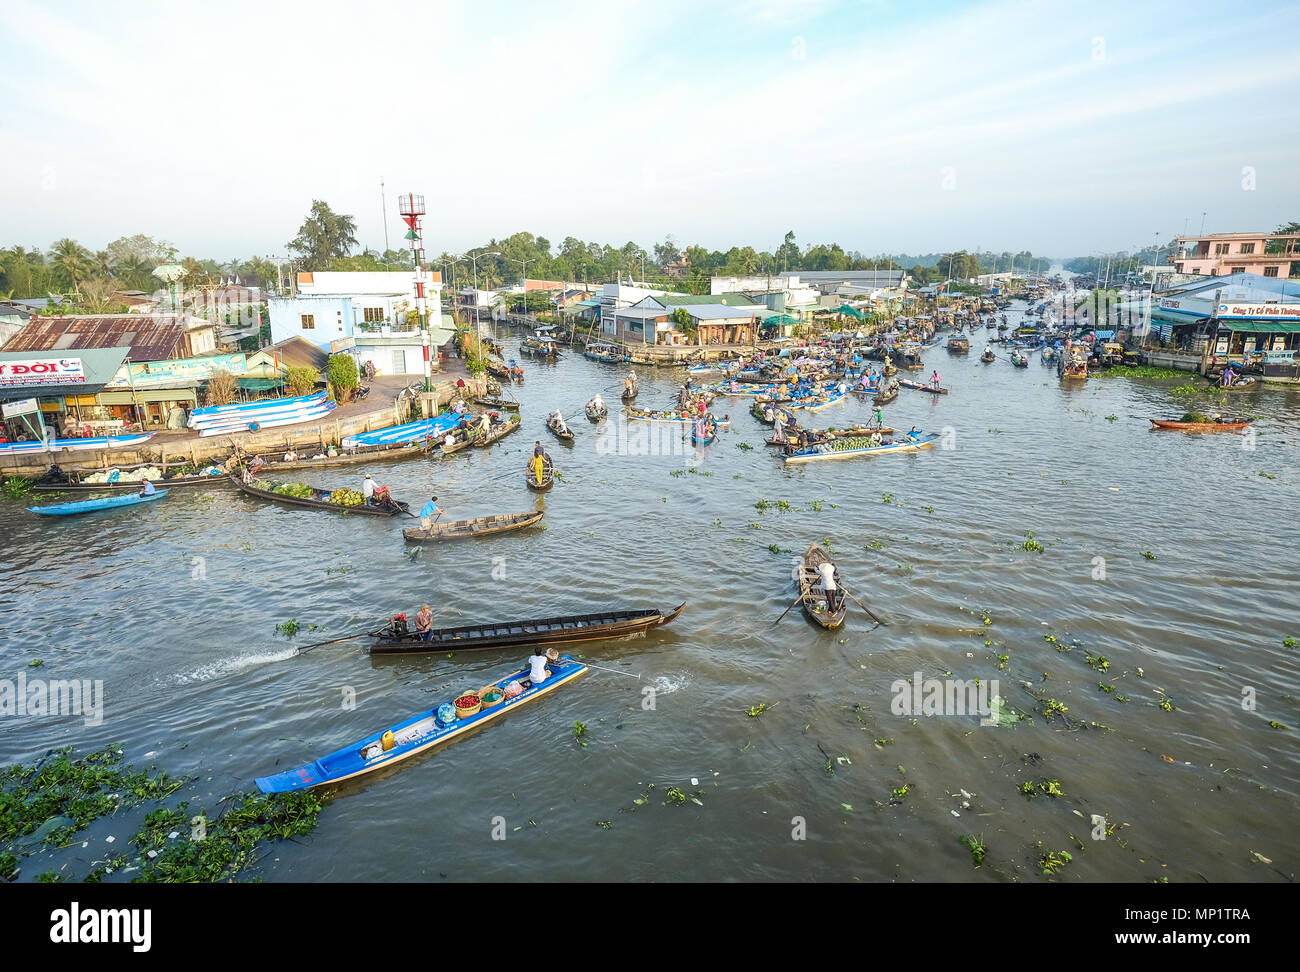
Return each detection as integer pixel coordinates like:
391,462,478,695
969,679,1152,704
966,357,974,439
271,482,313,498
330,488,366,507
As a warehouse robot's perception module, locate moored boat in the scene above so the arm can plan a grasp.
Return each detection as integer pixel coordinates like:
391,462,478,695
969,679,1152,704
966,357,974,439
473,416,522,447
473,397,520,411
255,655,589,793
27,489,170,517
369,602,686,655
402,509,544,542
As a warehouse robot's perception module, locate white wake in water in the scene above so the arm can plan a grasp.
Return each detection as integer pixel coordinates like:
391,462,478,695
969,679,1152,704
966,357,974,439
651,671,690,695
169,647,300,685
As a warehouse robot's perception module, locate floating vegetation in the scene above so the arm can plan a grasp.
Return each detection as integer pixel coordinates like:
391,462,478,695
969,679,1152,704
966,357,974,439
1043,698,1069,718
687,468,712,477
748,522,762,530
1269,721,1291,730
881,492,894,504
1085,654,1110,673
1098,682,1116,694
866,539,884,550
573,721,588,747
1158,697,1175,712
1038,849,1073,875
1141,550,1156,561
1105,413,1119,422
1021,533,1044,553
1284,637,1296,648
959,833,986,866
890,783,910,802
2,477,33,499
28,659,42,668
1020,778,1064,799
669,469,685,478
809,500,823,511
664,787,687,806
736,442,754,451
767,544,789,555
1259,472,1275,480
275,618,301,636
596,820,613,829
746,702,769,717
997,654,1009,671
1092,365,1185,380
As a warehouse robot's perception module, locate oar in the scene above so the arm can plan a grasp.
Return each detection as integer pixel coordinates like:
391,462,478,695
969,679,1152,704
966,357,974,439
839,585,887,625
295,631,371,655
773,592,805,625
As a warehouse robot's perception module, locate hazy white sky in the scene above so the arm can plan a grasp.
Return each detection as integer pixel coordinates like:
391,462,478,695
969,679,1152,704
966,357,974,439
3,0,1298,260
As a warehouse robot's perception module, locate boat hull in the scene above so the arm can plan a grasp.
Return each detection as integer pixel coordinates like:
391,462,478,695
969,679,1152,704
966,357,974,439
784,433,940,463
370,603,686,655
1150,420,1251,432
402,510,544,541
28,489,169,516
255,657,588,793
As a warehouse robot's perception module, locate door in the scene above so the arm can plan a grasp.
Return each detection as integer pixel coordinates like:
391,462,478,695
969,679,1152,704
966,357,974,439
392,349,407,373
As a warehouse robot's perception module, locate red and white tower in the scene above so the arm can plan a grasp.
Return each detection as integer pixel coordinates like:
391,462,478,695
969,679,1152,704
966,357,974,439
398,193,433,390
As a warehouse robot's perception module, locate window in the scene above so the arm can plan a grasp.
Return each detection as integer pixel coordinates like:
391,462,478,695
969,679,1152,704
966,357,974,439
300,314,315,329
1191,269,1200,275
1215,243,1230,255
1240,243,1256,254
1263,267,1279,277
1231,267,1246,274
363,307,385,323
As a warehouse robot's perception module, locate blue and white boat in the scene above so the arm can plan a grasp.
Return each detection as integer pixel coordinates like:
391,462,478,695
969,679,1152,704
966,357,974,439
341,412,461,448
27,489,169,516
783,432,940,464
0,433,156,456
255,655,588,793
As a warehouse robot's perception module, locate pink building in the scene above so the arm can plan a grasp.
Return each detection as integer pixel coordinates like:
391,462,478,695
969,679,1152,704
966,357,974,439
1172,232,1300,279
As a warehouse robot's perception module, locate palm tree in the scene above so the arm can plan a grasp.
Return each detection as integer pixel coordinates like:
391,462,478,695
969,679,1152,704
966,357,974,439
50,238,92,297
114,254,151,292
93,250,114,279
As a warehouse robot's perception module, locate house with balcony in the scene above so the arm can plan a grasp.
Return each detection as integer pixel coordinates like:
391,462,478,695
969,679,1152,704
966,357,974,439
1172,233,1300,279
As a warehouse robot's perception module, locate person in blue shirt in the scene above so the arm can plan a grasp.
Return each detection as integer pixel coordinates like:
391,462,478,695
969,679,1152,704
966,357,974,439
139,479,156,497
906,427,921,442
419,496,442,529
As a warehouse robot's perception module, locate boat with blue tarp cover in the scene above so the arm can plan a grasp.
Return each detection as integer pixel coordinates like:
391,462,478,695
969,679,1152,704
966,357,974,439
254,655,589,793
27,489,170,516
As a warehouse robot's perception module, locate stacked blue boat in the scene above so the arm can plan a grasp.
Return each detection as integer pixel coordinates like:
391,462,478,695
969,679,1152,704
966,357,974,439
341,412,460,449
188,391,336,437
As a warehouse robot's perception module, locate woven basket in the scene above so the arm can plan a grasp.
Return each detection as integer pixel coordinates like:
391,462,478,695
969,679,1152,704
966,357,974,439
454,694,482,718
479,685,505,709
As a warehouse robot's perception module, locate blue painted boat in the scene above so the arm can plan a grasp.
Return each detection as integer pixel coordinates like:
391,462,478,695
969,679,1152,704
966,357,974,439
255,655,588,793
783,432,940,463
692,417,717,445
190,390,326,419
0,433,156,456
27,489,170,516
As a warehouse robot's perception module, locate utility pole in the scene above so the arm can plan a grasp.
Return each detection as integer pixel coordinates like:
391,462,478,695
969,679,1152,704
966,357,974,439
380,178,390,268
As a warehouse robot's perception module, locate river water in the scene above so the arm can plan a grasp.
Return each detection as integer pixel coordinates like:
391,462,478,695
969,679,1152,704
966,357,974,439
2,297,1298,882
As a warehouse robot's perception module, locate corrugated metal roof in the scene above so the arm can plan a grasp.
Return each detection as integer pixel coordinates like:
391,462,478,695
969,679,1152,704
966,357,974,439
267,336,329,371
6,314,186,362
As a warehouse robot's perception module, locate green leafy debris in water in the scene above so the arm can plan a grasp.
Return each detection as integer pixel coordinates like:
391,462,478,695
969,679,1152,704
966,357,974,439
881,493,894,504
867,539,884,550
1039,849,1073,875
746,703,767,717
890,783,910,802
28,659,43,668
1282,637,1295,648
1269,721,1291,730
1141,550,1156,561
596,820,613,829
664,787,687,806
275,618,301,636
1085,654,1110,673
573,721,588,747
2,477,34,499
959,833,986,866
736,442,753,451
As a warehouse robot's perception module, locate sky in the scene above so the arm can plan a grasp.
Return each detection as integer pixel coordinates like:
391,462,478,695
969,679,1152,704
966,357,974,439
2,0,1299,262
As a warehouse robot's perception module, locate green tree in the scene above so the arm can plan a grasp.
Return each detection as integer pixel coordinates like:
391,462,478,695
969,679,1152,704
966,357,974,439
288,200,359,269
327,354,359,399
50,238,92,296
285,366,322,397
776,231,800,271
1273,221,1300,234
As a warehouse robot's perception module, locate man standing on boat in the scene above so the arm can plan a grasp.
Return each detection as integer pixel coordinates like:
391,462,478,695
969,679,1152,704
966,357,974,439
419,496,442,529
816,559,841,613
363,474,376,503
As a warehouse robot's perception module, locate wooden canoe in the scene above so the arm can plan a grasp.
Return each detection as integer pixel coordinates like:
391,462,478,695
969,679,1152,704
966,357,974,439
257,441,429,472
32,471,226,492
474,417,522,447
1150,419,1252,432
255,655,588,793
525,453,554,491
440,431,477,454
585,402,608,422
473,397,520,411
369,602,686,655
403,509,544,542
27,489,170,516
231,474,410,516
873,385,899,405
899,380,949,395
546,417,574,442
798,544,846,629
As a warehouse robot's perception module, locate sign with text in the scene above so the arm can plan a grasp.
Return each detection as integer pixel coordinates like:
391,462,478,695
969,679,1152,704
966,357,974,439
104,353,247,389
0,357,85,387
1,397,39,418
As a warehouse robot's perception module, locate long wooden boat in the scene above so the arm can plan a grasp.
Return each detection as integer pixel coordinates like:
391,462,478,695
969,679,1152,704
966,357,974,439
1150,419,1252,432
546,416,574,442
258,441,430,472
621,379,638,401
899,379,949,395
255,655,589,793
403,509,544,542
439,431,477,454
27,489,170,517
369,602,686,655
947,336,971,353
624,407,732,427
873,384,899,405
525,453,554,491
231,474,410,516
980,351,996,363
783,432,940,463
474,416,522,447
473,397,520,412
798,544,846,629
32,467,231,492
